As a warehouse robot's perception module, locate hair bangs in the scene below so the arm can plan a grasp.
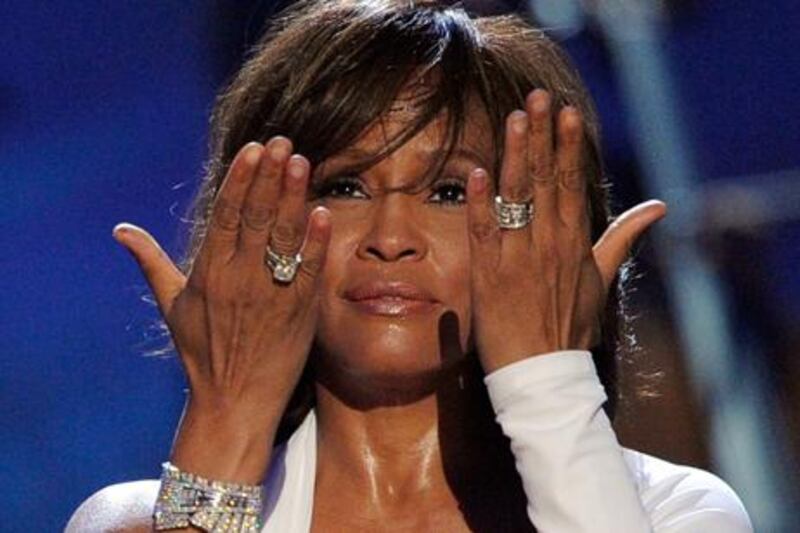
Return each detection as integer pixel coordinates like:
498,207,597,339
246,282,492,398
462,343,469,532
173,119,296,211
275,4,491,192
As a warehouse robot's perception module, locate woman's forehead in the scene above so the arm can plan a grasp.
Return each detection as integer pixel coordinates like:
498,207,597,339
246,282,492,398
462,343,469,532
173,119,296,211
336,103,494,167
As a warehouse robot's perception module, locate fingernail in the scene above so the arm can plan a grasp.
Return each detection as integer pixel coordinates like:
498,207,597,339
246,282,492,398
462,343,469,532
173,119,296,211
244,144,263,166
510,110,528,134
470,169,488,193
561,107,583,140
269,138,291,161
563,106,580,122
532,90,550,114
312,206,331,228
112,223,132,241
288,155,306,180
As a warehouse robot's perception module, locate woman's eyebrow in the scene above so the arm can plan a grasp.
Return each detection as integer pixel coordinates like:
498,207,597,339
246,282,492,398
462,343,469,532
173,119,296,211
333,145,487,166
311,146,489,187
422,147,489,169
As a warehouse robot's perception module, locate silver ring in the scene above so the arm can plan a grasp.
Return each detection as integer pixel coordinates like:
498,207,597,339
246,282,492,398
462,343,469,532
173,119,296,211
494,195,534,230
264,245,303,283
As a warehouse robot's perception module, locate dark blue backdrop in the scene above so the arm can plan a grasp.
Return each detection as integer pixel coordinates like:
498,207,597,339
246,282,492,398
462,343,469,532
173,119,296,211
2,1,798,530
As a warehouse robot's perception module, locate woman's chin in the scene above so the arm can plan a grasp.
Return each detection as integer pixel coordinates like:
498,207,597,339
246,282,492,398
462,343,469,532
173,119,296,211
327,343,447,381
315,363,448,408
311,336,463,407
311,304,470,405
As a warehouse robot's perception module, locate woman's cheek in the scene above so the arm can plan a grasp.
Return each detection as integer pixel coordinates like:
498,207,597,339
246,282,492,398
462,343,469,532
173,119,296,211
318,230,356,300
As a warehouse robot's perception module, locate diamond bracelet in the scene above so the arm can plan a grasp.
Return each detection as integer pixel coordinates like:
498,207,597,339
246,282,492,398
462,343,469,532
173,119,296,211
153,462,263,532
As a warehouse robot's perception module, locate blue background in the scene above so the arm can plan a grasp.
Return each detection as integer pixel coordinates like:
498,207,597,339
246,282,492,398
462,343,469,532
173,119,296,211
2,1,798,530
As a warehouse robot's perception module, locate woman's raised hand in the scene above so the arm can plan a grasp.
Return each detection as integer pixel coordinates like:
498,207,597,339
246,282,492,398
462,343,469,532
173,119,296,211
111,138,331,482
466,90,667,373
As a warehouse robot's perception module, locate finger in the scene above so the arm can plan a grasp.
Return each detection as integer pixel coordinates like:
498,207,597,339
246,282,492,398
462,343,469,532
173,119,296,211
593,200,668,289
526,89,556,230
269,154,311,259
555,106,589,233
203,142,263,253
112,223,186,314
466,168,501,279
238,136,293,255
499,110,531,202
296,206,332,288
498,110,532,250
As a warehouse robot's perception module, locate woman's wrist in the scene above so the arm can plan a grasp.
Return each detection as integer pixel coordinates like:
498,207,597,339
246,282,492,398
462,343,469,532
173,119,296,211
169,397,281,485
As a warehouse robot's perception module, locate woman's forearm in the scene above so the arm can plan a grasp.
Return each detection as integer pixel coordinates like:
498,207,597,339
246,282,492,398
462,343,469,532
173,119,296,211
169,397,281,485
485,350,652,533
484,350,753,533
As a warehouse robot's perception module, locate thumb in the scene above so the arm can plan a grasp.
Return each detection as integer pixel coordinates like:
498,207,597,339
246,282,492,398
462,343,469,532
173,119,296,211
593,200,667,290
112,223,186,314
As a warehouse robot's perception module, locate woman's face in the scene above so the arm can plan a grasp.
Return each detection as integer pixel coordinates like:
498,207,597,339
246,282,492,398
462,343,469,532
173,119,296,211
311,107,494,390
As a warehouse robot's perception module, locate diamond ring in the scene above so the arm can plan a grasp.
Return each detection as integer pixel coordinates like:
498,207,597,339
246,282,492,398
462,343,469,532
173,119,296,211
264,245,303,283
494,195,534,230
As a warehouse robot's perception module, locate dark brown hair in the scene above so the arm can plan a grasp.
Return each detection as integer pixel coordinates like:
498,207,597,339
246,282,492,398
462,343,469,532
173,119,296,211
179,0,630,441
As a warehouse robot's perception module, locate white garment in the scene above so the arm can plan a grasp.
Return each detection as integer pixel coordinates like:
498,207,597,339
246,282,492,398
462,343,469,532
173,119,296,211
261,351,753,532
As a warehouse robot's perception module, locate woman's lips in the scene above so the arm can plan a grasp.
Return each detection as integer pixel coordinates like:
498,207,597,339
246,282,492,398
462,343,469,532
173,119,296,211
347,296,438,317
343,281,439,317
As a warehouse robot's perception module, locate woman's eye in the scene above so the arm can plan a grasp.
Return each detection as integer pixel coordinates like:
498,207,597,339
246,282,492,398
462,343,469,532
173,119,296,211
428,180,467,205
313,177,368,200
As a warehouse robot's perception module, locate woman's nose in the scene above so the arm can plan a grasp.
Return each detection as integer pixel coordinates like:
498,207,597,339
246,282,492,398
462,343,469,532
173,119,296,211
355,195,427,263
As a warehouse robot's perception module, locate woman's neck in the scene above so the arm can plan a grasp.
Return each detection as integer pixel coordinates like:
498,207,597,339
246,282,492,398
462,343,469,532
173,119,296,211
311,356,524,524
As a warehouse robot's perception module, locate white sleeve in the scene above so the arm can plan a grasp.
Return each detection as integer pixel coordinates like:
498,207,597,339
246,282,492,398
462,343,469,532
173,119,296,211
483,350,753,533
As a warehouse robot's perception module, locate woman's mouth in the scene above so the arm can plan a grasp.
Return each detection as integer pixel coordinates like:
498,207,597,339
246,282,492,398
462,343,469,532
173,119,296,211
347,296,438,317
343,281,439,317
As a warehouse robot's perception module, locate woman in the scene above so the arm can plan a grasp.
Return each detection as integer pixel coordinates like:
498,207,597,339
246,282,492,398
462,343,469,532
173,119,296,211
67,0,752,531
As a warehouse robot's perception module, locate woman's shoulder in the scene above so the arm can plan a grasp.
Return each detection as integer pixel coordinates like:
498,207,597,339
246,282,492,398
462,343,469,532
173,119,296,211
65,479,159,533
622,448,753,532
